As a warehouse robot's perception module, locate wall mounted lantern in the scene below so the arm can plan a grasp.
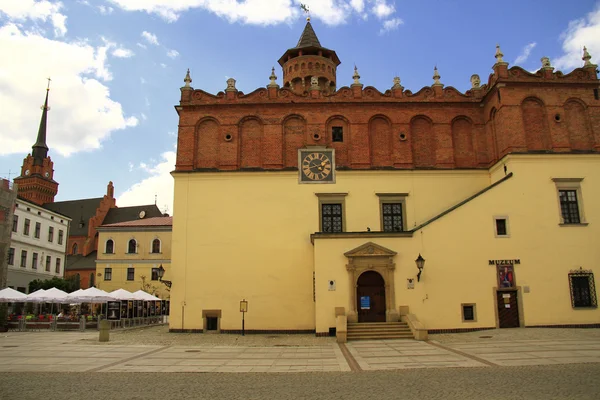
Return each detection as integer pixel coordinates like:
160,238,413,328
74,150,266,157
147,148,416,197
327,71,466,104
415,254,425,282
157,264,172,288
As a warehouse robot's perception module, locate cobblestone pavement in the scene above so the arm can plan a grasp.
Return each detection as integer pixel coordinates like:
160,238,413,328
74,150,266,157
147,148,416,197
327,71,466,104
1,326,599,373
1,364,599,400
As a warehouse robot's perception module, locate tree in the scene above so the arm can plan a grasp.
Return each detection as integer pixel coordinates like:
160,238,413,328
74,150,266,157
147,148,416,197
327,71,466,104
28,275,81,293
140,275,159,296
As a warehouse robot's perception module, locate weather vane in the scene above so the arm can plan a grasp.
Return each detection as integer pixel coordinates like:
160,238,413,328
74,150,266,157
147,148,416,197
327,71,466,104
300,3,310,20
46,77,52,90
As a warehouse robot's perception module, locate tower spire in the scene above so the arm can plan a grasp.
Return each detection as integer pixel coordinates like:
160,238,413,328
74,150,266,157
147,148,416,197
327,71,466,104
32,78,51,166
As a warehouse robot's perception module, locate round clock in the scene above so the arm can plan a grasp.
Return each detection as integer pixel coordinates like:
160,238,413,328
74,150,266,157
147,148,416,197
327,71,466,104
301,152,332,181
139,211,146,219
25,169,30,176
44,172,49,178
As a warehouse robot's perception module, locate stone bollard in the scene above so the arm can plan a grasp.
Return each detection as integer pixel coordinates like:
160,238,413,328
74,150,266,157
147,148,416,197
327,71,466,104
99,319,110,342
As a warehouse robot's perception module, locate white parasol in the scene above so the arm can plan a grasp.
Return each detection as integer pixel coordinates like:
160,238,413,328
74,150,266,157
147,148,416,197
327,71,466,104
25,289,48,303
133,290,161,301
65,287,116,303
0,287,28,302
109,289,137,300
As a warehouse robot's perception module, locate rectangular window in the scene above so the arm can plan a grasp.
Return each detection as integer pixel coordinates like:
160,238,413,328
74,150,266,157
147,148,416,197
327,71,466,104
569,270,597,308
559,190,580,224
104,268,112,281
493,216,510,238
58,230,64,245
321,203,343,233
382,203,404,232
378,194,408,232
55,258,61,274
151,268,159,281
32,253,38,270
127,267,135,281
20,250,27,268
462,304,476,322
12,215,18,232
45,256,51,272
8,248,15,265
48,226,54,242
23,218,30,235
553,178,586,225
495,219,507,236
332,126,343,142
34,222,41,238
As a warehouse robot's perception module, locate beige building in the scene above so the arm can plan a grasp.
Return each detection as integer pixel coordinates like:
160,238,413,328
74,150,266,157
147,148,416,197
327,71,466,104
169,25,599,337
95,216,172,299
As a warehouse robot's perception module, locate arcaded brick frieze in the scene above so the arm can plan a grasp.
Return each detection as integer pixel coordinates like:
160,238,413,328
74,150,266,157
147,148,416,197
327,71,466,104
175,61,600,172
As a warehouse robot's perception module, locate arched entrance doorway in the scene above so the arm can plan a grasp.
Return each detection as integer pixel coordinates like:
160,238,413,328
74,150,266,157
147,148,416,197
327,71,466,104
357,271,386,322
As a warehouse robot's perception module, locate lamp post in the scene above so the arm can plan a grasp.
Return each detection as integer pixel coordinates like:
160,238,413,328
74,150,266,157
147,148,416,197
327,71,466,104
156,264,172,289
240,299,248,336
415,254,425,282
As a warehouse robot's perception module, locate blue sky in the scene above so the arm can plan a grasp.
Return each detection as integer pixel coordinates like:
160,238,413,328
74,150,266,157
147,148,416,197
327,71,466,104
1,0,599,213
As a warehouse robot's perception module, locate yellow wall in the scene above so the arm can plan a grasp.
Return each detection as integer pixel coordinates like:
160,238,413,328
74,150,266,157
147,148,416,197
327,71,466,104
96,229,172,300
171,154,600,332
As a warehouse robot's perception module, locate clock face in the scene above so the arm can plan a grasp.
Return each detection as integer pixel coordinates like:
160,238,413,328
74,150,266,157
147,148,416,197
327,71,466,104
25,169,30,176
298,149,335,183
44,172,49,178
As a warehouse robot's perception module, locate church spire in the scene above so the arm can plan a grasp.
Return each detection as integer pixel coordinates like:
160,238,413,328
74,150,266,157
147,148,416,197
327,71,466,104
32,78,51,166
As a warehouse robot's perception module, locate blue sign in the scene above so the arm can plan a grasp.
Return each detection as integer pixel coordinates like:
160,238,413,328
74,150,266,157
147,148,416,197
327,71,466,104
360,296,370,310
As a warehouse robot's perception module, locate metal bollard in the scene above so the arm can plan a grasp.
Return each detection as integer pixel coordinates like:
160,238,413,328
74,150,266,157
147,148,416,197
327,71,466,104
99,319,110,342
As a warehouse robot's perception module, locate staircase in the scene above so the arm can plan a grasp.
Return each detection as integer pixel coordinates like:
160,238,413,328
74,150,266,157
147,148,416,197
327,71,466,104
347,322,414,340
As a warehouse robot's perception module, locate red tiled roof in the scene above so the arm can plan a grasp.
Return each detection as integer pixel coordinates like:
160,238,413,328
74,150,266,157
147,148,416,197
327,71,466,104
100,216,172,227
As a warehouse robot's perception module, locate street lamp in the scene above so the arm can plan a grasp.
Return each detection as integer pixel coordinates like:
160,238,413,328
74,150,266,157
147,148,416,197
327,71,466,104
415,254,425,282
157,264,172,288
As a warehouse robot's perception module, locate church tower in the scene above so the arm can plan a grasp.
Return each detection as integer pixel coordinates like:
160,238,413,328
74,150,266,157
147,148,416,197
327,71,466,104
14,82,59,205
277,18,341,94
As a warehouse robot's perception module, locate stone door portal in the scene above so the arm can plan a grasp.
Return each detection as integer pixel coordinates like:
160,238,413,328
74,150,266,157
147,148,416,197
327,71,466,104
357,271,386,322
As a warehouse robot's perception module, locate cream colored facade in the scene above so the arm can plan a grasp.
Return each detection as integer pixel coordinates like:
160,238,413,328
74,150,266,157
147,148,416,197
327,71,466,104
95,223,172,299
170,154,600,334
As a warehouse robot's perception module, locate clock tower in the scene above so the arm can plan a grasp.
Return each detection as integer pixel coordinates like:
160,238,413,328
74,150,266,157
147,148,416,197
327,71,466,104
13,82,59,206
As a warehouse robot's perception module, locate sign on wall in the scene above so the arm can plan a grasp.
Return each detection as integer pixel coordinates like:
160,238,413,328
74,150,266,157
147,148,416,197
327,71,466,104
360,296,371,310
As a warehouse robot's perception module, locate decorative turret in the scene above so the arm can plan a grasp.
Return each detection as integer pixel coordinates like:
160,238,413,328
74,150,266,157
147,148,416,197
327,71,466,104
432,66,443,87
183,69,192,88
277,18,341,94
14,79,59,205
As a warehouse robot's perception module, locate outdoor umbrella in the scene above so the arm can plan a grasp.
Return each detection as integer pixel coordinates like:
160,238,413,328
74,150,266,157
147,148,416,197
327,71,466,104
109,289,137,300
25,289,48,303
65,287,116,303
0,287,28,302
133,290,161,301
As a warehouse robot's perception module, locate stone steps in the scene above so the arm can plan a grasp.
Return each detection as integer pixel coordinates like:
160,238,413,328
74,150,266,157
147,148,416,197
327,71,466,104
347,322,414,340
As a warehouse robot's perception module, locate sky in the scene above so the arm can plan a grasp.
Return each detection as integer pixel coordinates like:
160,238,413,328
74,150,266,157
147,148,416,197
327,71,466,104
0,0,599,214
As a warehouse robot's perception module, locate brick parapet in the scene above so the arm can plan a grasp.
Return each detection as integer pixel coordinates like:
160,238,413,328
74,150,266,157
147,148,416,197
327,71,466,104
176,66,599,172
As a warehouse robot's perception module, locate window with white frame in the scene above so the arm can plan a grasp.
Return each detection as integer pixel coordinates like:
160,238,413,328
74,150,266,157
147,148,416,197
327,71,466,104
316,193,347,233
128,239,137,254
377,193,408,232
105,239,114,254
152,238,161,254
493,216,510,238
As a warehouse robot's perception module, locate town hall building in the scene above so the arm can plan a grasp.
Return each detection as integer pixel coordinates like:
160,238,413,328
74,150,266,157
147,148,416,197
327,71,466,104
169,20,600,339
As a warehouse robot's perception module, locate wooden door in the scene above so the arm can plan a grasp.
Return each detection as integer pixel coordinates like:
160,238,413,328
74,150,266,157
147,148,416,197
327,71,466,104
497,290,519,328
357,271,386,322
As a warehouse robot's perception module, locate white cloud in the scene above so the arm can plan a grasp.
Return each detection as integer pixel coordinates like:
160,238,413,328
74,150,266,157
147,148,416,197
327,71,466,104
514,42,537,65
136,42,147,49
0,24,138,157
0,0,68,36
117,150,176,214
112,47,134,58
140,112,147,120
166,49,179,59
141,30,159,45
140,77,146,84
98,5,114,15
372,0,394,19
109,0,404,28
379,17,403,35
554,6,600,71
160,63,167,68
